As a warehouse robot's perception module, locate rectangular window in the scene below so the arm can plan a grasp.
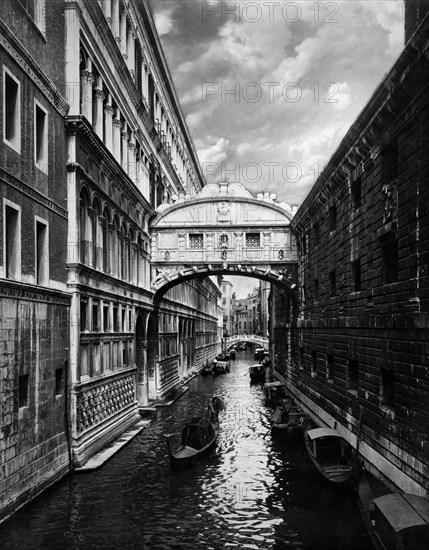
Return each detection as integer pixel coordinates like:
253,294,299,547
326,354,334,381
19,374,29,407
92,302,99,332
3,67,21,153
348,359,358,394
380,368,395,410
113,306,119,332
351,176,361,210
329,269,336,297
103,305,109,332
189,233,204,249
122,342,128,365
382,237,399,284
18,0,46,34
34,101,48,172
80,300,87,331
329,205,337,231
352,259,361,292
55,367,63,396
35,219,48,285
4,203,21,280
129,311,132,331
122,308,126,331
246,233,260,248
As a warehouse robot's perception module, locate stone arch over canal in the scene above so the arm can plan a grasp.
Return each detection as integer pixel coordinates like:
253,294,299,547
150,182,299,299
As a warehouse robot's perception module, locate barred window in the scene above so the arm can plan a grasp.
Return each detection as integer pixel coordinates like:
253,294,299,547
246,233,260,248
219,234,229,247
189,234,203,249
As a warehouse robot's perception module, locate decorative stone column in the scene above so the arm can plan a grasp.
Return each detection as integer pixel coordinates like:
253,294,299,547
102,0,112,22
127,31,136,80
120,9,127,59
96,216,105,271
121,122,129,172
112,0,120,40
80,68,94,124
94,77,105,140
128,131,136,180
104,95,114,153
112,110,122,164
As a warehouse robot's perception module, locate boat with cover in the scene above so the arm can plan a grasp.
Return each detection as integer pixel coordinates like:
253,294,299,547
201,361,214,375
271,400,307,437
165,396,225,470
358,471,429,550
213,353,230,373
304,427,353,486
249,364,265,383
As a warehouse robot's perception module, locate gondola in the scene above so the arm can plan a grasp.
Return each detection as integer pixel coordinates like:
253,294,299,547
304,427,354,486
271,401,307,437
254,346,266,361
229,349,236,360
165,396,225,470
358,470,429,549
213,353,230,373
201,361,214,375
249,364,265,383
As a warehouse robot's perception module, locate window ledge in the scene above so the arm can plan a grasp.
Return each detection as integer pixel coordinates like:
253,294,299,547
380,406,395,420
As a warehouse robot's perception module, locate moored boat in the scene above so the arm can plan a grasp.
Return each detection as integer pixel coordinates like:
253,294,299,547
201,361,214,375
165,396,225,470
263,380,286,404
249,364,265,383
213,353,230,373
271,401,307,437
358,471,429,550
304,427,353,486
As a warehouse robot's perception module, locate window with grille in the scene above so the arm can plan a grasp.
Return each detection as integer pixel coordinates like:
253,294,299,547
189,234,204,249
219,234,229,247
246,233,260,248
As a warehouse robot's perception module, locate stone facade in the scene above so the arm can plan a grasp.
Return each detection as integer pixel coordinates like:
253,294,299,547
0,0,71,521
272,11,429,496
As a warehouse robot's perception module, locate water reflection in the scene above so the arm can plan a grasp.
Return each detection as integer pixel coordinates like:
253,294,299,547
0,350,369,550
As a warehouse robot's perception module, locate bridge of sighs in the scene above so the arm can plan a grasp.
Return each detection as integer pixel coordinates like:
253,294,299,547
150,182,298,297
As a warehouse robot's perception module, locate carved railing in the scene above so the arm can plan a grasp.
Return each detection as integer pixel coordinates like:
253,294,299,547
76,370,136,434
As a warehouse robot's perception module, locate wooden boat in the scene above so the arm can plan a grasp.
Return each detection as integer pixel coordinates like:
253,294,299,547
254,347,266,361
213,354,230,373
201,362,213,375
249,364,265,383
165,397,225,470
229,349,236,360
271,401,307,437
304,427,353,485
358,471,429,550
263,380,286,404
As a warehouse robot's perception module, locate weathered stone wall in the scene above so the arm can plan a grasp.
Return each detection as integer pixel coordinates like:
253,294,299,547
0,293,70,521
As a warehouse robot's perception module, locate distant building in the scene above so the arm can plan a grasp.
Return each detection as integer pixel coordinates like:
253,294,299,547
221,279,234,335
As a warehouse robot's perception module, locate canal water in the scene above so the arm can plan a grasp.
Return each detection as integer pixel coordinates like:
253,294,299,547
1,351,370,550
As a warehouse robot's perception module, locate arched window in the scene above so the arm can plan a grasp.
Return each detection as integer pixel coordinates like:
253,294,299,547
92,197,101,270
102,207,110,273
111,214,120,277
79,188,91,265
120,222,127,280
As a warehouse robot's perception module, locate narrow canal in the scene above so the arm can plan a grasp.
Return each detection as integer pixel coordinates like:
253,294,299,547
1,351,370,550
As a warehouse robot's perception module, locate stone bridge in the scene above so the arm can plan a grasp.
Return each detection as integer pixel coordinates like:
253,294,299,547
150,183,298,299
225,334,269,348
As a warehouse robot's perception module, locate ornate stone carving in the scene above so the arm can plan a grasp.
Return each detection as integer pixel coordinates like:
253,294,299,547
76,374,135,433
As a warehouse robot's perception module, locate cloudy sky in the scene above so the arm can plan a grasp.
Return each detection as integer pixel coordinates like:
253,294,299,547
151,0,404,296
